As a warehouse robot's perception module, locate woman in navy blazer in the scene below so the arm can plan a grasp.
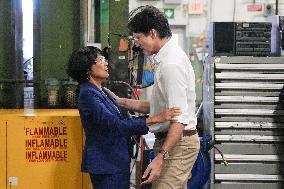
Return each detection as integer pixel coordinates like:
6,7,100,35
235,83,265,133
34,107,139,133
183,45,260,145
67,46,180,189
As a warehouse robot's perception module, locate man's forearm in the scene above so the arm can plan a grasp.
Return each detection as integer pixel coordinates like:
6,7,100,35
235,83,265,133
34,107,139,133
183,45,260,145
117,98,150,114
161,122,185,152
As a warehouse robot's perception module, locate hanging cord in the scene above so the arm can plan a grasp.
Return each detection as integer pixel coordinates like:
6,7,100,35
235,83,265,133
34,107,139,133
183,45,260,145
110,80,139,100
213,145,228,166
276,0,278,15
195,103,228,166
204,137,228,166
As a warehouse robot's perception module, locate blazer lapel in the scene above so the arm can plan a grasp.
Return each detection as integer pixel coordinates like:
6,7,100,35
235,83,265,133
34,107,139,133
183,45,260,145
100,89,121,115
85,82,121,115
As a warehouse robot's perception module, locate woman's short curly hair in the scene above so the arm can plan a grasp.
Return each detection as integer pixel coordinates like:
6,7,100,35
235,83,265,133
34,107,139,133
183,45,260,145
67,46,102,84
128,5,172,38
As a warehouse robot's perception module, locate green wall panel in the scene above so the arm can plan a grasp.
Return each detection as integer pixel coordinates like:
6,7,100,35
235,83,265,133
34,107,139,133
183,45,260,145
37,0,80,80
100,0,109,48
0,0,23,108
108,0,129,82
36,0,81,106
0,0,13,80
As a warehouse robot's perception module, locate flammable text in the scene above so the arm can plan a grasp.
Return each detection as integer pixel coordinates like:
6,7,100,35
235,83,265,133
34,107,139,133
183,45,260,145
26,150,67,162
26,138,67,149
25,126,67,138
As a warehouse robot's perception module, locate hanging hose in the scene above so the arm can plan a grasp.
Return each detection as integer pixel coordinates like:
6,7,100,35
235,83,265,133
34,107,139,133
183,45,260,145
109,80,139,100
213,145,228,166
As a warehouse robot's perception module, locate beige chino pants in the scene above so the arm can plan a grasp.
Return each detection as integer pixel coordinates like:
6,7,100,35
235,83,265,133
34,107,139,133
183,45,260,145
151,133,200,189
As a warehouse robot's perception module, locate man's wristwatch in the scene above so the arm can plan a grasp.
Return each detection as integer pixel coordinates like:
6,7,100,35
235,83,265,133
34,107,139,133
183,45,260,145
159,149,169,160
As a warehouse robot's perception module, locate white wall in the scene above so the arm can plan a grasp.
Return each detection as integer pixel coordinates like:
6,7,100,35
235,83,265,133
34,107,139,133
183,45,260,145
130,0,284,35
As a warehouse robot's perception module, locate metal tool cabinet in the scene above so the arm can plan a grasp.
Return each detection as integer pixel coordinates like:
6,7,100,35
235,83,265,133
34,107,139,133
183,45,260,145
203,56,284,189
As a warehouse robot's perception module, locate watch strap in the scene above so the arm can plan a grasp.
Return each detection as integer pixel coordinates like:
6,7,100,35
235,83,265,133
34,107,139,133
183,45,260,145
159,149,169,159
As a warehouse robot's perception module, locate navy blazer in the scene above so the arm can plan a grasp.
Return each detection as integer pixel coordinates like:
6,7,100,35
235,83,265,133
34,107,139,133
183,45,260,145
78,82,148,174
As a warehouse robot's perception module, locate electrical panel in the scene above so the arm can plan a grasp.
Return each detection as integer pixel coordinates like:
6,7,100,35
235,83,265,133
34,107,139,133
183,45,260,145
208,22,272,57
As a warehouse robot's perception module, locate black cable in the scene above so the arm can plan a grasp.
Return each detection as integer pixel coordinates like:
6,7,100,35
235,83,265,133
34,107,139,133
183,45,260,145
111,80,139,100
128,51,138,62
276,0,278,15
136,51,145,86
141,82,154,89
214,145,228,166
23,57,33,65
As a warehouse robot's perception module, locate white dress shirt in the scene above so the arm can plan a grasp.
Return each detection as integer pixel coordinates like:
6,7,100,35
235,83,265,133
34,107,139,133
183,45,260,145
149,38,197,133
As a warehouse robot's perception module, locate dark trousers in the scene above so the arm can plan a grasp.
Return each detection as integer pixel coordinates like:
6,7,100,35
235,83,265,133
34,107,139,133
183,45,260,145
89,173,130,189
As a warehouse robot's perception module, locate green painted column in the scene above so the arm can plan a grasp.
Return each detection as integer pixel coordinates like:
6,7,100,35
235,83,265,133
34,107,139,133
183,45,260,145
34,0,81,107
108,0,129,82
100,0,109,48
107,0,129,98
0,0,13,81
0,0,12,107
0,0,23,108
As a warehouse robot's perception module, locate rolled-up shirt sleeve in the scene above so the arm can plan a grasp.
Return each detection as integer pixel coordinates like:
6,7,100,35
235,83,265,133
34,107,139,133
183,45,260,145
160,63,193,125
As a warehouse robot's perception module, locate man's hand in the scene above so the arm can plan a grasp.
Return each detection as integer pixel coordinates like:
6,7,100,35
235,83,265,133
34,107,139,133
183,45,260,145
141,153,164,185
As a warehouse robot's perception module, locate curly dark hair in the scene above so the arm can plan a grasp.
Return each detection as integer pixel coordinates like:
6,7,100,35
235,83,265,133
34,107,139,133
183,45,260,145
67,46,102,84
128,5,172,38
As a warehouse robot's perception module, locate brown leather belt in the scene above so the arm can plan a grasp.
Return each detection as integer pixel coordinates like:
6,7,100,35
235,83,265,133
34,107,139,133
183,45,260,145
155,129,197,140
